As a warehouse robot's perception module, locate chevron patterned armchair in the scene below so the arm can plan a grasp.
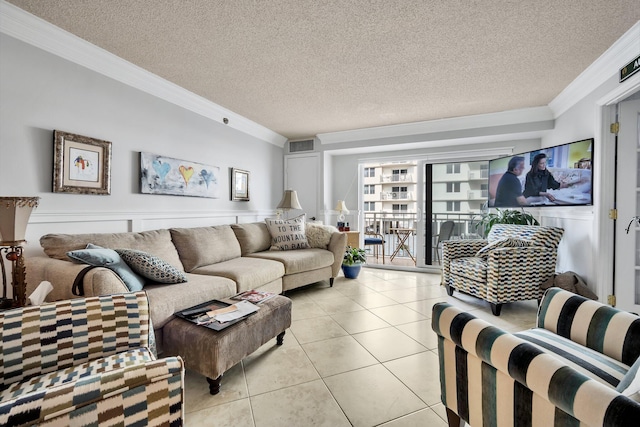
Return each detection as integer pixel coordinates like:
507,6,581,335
432,288,640,427
0,292,184,427
442,224,564,315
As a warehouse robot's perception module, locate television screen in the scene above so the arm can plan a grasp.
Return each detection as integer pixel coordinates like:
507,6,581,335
488,138,593,207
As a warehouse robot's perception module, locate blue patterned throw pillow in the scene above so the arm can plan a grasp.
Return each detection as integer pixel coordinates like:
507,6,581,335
116,248,187,284
67,245,145,292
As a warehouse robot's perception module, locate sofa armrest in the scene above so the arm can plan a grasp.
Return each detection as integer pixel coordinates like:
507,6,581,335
27,256,129,301
442,239,487,285
538,288,640,365
432,302,640,426
0,356,184,426
0,292,150,389
328,232,348,278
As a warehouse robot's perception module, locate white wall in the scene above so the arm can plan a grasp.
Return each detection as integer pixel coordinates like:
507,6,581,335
0,35,284,256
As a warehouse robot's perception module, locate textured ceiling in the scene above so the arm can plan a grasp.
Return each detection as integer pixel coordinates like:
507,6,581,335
6,1,640,140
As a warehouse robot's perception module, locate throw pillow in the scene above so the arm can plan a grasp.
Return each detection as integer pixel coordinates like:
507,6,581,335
475,238,530,259
264,214,310,250
116,248,187,284
617,356,640,402
67,244,145,292
306,223,337,248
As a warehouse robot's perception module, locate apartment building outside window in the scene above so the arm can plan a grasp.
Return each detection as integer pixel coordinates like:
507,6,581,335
364,201,376,211
446,164,461,174
364,167,376,178
364,184,375,194
392,204,408,212
446,201,461,211
446,182,460,193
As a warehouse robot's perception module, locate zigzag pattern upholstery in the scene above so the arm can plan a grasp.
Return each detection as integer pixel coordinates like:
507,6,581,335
0,292,184,426
432,288,640,427
443,224,564,315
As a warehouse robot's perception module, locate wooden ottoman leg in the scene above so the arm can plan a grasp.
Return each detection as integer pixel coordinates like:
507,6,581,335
276,330,286,346
207,375,222,395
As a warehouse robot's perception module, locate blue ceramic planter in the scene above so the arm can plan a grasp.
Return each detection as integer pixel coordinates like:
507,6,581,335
341,263,362,279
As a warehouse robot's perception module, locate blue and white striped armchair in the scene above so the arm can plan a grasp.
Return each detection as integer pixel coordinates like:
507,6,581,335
0,292,184,426
432,288,640,427
442,224,564,315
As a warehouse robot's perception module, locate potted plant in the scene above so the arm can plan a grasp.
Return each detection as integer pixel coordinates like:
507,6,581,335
342,246,367,279
473,208,539,237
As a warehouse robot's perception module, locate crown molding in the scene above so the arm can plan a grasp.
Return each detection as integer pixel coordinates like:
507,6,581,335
549,20,640,117
317,106,554,145
0,1,287,147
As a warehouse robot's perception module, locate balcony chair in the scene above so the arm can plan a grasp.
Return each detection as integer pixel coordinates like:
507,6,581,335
432,220,455,264
364,225,385,263
442,223,564,315
0,292,185,426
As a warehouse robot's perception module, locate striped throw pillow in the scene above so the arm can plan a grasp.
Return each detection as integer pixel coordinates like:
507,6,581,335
475,237,530,259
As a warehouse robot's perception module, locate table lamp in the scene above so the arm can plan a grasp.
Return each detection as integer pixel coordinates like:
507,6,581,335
335,200,349,221
276,190,302,219
0,196,39,308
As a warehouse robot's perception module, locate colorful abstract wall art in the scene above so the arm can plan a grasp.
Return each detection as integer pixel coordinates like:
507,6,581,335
140,152,220,198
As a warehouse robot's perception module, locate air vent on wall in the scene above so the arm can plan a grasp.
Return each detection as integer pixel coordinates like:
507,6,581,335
289,139,314,153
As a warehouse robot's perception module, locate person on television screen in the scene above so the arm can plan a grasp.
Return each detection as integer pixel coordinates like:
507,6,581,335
494,156,528,207
523,153,567,202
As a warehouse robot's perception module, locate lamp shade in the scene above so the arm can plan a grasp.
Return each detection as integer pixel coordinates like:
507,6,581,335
277,190,302,210
0,197,40,244
335,200,349,215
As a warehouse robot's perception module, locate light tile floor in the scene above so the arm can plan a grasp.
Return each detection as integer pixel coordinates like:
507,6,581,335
184,268,538,426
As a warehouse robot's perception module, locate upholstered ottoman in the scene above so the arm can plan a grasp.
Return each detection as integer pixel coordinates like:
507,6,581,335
162,295,292,394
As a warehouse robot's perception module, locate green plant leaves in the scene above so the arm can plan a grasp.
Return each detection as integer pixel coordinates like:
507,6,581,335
473,208,539,236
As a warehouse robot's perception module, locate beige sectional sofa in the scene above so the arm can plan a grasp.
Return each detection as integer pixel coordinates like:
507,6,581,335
26,221,347,351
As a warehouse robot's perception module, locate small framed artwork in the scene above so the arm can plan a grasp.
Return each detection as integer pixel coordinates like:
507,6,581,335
231,168,250,201
53,130,112,195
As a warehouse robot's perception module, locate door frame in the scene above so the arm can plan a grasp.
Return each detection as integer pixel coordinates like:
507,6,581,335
596,76,640,302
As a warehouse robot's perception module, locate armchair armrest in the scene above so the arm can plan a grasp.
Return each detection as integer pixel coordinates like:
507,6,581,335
432,303,640,426
538,288,640,365
0,355,184,426
442,239,487,285
0,292,150,389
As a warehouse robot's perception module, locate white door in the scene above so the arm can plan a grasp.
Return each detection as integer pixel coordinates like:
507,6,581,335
284,153,320,220
615,95,640,313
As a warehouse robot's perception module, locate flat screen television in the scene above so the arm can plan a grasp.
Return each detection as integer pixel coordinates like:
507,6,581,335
488,138,593,208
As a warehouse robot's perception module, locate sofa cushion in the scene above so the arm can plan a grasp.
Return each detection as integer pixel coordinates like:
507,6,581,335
67,246,145,292
170,225,241,271
306,223,338,249
264,215,310,250
516,328,629,388
248,248,334,275
116,249,187,284
41,229,185,271
230,222,272,255
192,257,285,293
144,273,236,329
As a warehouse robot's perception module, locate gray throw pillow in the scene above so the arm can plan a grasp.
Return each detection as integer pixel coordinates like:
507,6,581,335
116,248,187,284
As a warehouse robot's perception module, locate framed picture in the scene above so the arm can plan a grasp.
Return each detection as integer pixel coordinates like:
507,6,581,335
140,152,220,198
231,168,250,201
53,130,112,195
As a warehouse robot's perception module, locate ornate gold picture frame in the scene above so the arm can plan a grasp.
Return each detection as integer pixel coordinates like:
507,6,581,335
53,130,112,195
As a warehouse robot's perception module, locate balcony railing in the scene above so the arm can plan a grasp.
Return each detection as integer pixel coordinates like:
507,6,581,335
381,174,413,183
380,191,412,200
362,211,484,266
467,189,489,199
